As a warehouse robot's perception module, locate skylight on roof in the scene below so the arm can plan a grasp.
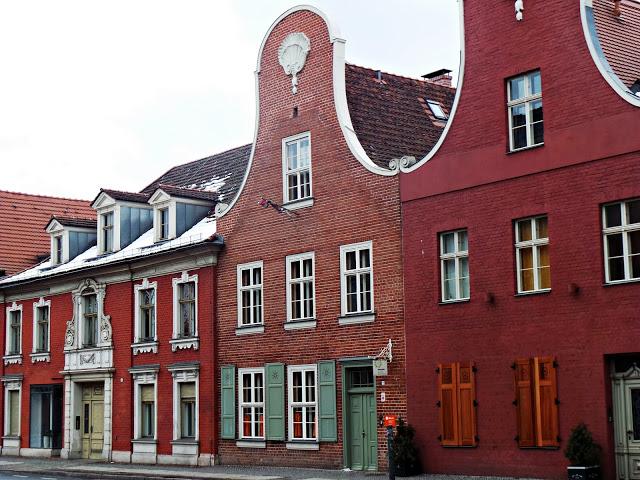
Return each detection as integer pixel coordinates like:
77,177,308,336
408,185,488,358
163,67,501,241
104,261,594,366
427,100,448,120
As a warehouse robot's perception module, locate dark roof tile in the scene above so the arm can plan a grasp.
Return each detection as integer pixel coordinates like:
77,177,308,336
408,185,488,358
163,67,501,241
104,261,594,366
155,184,220,202
97,189,150,204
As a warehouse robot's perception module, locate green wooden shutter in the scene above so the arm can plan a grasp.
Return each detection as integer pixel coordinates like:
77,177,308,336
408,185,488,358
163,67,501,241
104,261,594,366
318,360,337,442
220,365,236,439
265,363,285,441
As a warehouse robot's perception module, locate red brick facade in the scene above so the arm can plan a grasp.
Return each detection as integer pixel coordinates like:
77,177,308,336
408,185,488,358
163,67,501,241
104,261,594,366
214,8,405,470
400,1,640,479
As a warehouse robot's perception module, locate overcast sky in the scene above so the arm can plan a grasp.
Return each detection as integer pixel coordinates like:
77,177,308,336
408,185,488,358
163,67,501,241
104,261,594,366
0,1,460,200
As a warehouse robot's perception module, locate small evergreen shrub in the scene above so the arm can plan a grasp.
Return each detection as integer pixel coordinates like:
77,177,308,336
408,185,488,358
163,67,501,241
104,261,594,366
564,423,602,466
391,418,421,476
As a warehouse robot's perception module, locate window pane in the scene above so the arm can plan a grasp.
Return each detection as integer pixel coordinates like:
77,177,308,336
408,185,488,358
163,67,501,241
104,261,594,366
241,269,250,287
605,204,622,228
299,139,310,167
530,100,543,123
290,260,301,280
253,268,261,285
609,257,625,281
511,104,526,127
360,273,371,311
529,71,542,95
459,257,470,299
512,126,527,150
536,217,548,239
305,371,315,401
459,257,469,278
359,248,370,268
630,231,640,255
288,174,299,201
457,230,468,252
305,406,316,439
300,170,311,198
518,220,532,242
442,232,455,254
631,255,640,279
531,119,544,145
509,76,525,101
303,258,312,277
520,247,534,269
443,279,456,301
628,200,640,225
538,246,551,289
293,406,303,439
607,233,624,258
287,143,298,170
293,372,302,402
346,251,356,270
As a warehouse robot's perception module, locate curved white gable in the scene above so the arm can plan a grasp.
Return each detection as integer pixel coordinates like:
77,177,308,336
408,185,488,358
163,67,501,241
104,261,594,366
580,0,640,108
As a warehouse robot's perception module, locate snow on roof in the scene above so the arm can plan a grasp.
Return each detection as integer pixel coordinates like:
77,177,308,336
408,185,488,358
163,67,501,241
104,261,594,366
0,215,218,286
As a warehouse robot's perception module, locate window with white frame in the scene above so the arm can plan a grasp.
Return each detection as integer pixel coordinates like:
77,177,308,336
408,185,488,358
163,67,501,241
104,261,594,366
82,290,98,347
136,285,156,343
603,199,640,283
286,253,315,322
507,70,543,151
288,365,317,441
440,229,469,301
101,211,114,253
340,242,374,316
239,369,264,439
5,305,22,357
4,383,21,437
34,303,50,353
237,262,263,327
159,208,169,241
139,384,155,438
178,282,196,337
427,100,448,120
180,382,196,438
53,236,63,265
515,216,550,293
283,133,312,204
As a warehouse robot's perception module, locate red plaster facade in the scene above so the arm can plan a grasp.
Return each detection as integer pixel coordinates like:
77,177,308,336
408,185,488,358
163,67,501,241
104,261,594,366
400,1,640,479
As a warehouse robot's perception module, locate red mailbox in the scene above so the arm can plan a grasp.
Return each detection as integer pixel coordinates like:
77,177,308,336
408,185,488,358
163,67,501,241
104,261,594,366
383,415,397,427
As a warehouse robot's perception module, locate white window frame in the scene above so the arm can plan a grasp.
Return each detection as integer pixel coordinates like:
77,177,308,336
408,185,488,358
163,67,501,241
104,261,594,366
53,235,63,265
507,70,543,152
238,368,265,440
339,241,374,317
515,216,551,293
67,279,111,351
286,252,316,322
287,364,318,442
236,261,264,328
4,302,23,364
282,132,313,209
31,297,51,363
3,378,22,439
129,367,158,441
99,209,116,254
427,100,448,120
439,229,470,302
168,364,199,442
170,271,199,351
132,278,158,354
603,199,640,283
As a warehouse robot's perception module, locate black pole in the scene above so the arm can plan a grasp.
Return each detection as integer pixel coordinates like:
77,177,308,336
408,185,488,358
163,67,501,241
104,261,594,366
387,425,395,480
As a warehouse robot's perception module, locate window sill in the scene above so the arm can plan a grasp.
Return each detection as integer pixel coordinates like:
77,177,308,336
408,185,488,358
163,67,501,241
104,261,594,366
236,325,264,336
286,441,319,450
236,440,266,449
131,341,158,355
131,438,157,444
338,313,376,326
3,354,22,366
171,438,198,445
170,337,199,352
604,278,640,287
284,319,317,330
507,142,545,155
439,299,470,306
514,289,551,297
30,352,50,363
283,197,314,211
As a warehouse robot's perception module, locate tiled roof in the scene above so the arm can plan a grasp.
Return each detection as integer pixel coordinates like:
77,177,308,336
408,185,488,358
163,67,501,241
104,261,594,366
48,216,97,230
0,190,94,276
154,184,220,203
141,144,252,203
97,189,150,204
345,64,456,168
593,0,640,89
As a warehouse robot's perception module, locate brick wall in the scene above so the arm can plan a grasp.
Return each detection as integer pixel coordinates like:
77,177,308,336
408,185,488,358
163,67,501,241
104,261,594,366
214,9,405,469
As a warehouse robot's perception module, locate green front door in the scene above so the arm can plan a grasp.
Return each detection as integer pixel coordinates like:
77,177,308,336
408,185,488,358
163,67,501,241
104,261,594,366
346,367,377,471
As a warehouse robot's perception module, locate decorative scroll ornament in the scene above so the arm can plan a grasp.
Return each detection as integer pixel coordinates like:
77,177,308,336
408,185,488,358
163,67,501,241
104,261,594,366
515,0,524,21
278,32,311,94
388,156,417,173
64,319,76,348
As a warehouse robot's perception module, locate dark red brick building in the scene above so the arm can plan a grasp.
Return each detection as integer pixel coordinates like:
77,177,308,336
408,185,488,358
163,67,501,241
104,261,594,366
400,1,640,479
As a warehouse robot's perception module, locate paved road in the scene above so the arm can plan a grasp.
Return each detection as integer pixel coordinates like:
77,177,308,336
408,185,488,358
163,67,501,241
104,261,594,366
0,474,68,480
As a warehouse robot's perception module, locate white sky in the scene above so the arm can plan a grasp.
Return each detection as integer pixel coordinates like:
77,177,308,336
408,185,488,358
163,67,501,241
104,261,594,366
0,0,460,200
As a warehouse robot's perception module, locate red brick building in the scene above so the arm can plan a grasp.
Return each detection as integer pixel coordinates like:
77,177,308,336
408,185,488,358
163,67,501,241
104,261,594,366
210,6,452,470
400,1,640,479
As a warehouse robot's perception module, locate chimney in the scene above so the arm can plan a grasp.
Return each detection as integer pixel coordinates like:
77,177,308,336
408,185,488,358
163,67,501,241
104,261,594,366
613,0,622,17
422,69,453,87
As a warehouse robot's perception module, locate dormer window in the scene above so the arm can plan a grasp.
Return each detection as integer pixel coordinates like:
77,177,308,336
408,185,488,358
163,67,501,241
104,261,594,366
148,186,215,243
46,217,97,265
91,189,153,254
101,211,114,253
282,132,313,209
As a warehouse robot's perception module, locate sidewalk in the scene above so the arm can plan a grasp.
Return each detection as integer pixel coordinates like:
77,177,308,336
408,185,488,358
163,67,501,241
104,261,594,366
0,457,529,480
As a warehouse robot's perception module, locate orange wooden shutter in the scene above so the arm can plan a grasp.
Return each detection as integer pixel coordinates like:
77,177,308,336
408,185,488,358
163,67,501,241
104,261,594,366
533,356,559,447
457,362,477,447
438,363,459,446
514,358,536,447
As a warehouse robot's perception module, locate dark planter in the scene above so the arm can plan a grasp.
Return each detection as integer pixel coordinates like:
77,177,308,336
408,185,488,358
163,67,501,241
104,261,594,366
567,465,600,480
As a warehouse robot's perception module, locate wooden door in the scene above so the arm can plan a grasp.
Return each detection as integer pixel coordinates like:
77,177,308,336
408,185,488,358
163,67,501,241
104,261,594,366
81,383,104,459
623,382,640,480
348,393,364,470
364,392,378,470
